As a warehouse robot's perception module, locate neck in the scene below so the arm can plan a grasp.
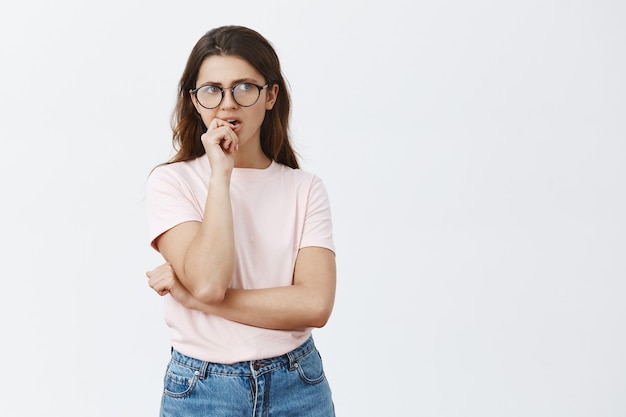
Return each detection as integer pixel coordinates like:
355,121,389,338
233,152,272,169
233,135,272,169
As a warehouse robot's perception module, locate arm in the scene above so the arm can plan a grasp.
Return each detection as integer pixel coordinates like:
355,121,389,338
147,246,336,330
214,246,336,329
155,119,239,304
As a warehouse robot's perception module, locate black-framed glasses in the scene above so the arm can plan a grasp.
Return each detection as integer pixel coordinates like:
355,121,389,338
191,82,270,109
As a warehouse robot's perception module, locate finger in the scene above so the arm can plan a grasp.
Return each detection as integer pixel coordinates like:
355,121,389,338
223,131,239,151
150,280,167,294
221,137,233,151
208,118,222,130
208,118,233,131
201,127,235,148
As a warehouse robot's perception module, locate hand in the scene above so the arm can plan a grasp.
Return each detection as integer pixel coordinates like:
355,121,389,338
146,262,215,313
146,262,192,303
201,118,239,175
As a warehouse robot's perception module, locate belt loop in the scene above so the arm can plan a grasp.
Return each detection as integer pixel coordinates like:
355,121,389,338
286,350,297,370
287,336,314,370
198,360,209,379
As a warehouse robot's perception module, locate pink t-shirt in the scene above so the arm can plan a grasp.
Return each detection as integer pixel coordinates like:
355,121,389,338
146,156,334,363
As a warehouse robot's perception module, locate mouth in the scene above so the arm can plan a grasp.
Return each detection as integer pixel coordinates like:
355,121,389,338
226,119,241,128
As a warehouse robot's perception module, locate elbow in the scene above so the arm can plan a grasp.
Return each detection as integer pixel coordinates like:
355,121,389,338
190,283,228,305
303,288,335,328
181,264,232,305
311,317,330,329
310,315,331,329
309,302,334,328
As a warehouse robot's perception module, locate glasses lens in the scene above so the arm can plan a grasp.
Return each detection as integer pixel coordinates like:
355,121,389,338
196,86,222,109
233,83,261,107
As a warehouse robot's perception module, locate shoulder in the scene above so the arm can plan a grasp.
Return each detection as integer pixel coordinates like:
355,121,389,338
272,164,331,205
273,162,321,185
147,157,208,189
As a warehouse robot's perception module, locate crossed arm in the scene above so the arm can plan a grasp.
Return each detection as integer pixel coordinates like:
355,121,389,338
148,145,335,331
147,219,336,331
147,120,336,331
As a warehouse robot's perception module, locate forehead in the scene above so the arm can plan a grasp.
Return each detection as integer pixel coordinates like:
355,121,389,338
196,55,264,85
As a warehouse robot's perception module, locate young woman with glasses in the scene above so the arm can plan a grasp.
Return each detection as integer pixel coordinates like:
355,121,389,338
145,25,336,416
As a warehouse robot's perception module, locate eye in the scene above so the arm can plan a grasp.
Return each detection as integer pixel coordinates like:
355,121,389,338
202,85,221,94
235,82,255,91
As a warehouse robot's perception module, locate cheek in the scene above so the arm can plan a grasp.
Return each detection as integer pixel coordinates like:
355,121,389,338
251,110,268,129
198,110,216,128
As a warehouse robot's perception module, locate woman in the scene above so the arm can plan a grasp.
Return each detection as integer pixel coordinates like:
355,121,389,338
145,25,336,416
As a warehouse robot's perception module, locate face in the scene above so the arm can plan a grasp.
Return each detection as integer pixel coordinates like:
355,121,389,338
191,55,278,151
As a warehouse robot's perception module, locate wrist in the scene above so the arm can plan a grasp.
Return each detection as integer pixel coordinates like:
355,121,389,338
209,171,232,184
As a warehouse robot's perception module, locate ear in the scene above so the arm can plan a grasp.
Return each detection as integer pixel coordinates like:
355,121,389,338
265,84,279,110
190,90,202,113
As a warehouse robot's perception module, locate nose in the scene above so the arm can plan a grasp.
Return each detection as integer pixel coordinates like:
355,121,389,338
220,88,238,109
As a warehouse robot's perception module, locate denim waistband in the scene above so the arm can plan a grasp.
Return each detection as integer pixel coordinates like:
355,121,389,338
169,336,316,378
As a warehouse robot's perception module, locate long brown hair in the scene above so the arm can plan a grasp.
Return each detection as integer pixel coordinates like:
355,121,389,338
166,26,299,169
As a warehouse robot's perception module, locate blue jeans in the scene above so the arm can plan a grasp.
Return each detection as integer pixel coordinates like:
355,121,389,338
160,336,335,417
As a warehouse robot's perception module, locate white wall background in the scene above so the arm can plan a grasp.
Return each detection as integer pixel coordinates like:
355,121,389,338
1,1,624,416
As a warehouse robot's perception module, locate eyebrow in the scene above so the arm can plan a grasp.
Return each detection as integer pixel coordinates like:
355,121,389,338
196,77,261,88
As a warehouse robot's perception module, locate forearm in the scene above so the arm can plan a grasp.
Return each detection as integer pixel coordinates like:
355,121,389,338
163,247,336,330
181,176,235,304
182,285,334,330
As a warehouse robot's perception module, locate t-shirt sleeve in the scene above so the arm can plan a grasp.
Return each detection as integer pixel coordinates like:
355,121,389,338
146,166,203,251
299,176,335,254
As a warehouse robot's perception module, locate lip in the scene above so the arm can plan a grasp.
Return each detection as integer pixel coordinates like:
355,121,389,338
222,117,241,132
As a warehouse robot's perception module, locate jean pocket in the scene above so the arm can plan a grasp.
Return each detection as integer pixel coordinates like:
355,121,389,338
294,349,326,385
162,360,200,398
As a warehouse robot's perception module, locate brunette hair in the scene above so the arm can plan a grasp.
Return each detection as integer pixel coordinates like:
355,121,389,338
166,25,299,169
